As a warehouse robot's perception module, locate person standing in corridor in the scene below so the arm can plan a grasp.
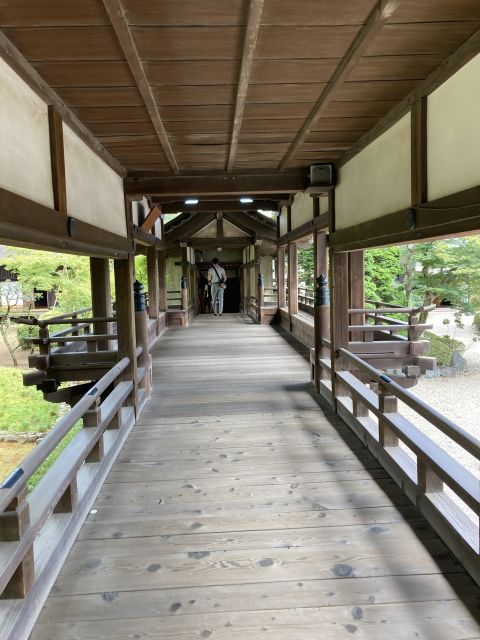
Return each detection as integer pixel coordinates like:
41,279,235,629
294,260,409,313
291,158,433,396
208,257,227,316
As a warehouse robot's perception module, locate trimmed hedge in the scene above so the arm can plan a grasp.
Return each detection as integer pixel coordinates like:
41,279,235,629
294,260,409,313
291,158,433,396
425,332,465,367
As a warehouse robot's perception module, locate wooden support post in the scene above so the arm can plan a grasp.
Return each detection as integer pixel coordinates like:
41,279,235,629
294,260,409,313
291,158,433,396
314,230,328,391
158,250,167,312
378,384,399,447
0,488,34,598
288,241,298,318
352,395,369,418
348,250,365,342
48,105,67,215
217,212,224,238
146,247,159,320
418,458,443,493
257,272,264,324
135,308,151,396
330,250,349,404
114,256,137,408
53,477,79,513
90,258,112,351
411,96,428,207
277,245,286,309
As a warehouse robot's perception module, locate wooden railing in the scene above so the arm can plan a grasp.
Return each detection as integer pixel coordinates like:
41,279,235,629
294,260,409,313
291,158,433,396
14,308,119,399
167,289,181,308
317,344,480,584
298,285,314,312
264,287,278,306
0,357,137,639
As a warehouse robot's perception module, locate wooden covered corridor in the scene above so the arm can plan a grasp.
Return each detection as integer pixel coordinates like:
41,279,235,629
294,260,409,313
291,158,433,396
31,315,480,639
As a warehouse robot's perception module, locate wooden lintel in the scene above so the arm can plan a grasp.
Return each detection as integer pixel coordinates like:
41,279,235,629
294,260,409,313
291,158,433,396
0,187,131,258
48,106,67,214
278,213,329,246
227,0,264,172
328,185,480,251
188,237,252,249
126,171,308,197
279,0,400,169
134,226,167,249
140,206,162,233
0,30,124,177
103,0,179,174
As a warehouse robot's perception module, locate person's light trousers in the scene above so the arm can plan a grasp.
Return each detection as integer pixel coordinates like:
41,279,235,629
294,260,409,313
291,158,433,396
211,283,224,314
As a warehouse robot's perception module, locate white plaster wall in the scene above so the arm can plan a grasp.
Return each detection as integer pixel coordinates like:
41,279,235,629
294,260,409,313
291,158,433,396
319,195,329,215
0,58,54,208
428,53,480,201
260,256,273,288
291,192,313,230
335,114,411,230
279,205,288,236
64,124,127,237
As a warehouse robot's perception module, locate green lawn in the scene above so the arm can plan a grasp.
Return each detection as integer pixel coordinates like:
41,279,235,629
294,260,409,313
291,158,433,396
0,367,59,433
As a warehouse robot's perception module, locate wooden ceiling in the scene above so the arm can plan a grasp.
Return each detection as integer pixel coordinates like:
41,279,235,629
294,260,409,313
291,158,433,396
1,0,480,184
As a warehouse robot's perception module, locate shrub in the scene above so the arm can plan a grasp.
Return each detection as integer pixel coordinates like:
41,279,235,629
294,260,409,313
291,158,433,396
424,332,465,367
0,367,59,433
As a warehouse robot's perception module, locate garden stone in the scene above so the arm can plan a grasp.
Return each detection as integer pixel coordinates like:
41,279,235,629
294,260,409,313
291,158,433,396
16,435,28,444
451,351,467,373
5,435,16,442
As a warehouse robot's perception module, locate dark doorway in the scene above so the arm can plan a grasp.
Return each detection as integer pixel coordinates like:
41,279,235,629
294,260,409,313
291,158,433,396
197,265,241,314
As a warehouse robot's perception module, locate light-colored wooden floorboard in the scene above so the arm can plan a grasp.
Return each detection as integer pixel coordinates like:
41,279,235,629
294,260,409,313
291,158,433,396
32,314,480,639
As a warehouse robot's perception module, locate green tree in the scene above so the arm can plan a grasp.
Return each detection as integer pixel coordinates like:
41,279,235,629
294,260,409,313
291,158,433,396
4,248,91,313
297,242,314,289
404,237,480,320
364,247,405,305
1,249,91,365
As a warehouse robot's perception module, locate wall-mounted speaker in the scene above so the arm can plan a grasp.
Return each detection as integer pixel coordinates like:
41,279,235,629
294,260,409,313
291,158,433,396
309,164,335,188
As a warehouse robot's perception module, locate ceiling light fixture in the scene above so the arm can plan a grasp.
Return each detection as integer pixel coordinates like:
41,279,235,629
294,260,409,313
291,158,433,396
185,198,199,205
240,197,253,203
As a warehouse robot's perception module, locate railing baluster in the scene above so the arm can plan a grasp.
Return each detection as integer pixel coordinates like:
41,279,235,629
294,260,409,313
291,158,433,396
378,382,399,447
0,488,34,598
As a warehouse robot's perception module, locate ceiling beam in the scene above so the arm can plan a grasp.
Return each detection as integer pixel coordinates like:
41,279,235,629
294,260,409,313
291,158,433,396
102,0,179,174
278,0,400,170
157,200,280,214
227,0,265,172
126,171,308,197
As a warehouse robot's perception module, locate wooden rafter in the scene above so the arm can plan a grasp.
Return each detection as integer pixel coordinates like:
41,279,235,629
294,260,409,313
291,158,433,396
278,0,400,170
102,0,179,174
227,0,265,172
140,205,162,233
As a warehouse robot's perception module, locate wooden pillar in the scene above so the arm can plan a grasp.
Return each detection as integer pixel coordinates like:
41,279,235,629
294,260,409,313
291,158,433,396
257,272,264,324
288,241,298,317
90,257,112,351
330,250,349,406
158,250,167,311
114,256,137,407
314,230,329,391
146,247,159,320
277,245,286,308
348,250,365,341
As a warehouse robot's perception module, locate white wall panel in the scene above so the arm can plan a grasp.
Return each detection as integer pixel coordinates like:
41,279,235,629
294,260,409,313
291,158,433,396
291,192,313,230
428,53,480,201
335,114,411,230
64,124,127,237
0,59,53,208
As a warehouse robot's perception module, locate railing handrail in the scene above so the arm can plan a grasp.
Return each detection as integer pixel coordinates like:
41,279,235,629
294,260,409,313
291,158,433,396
0,357,130,511
362,300,436,314
338,347,480,459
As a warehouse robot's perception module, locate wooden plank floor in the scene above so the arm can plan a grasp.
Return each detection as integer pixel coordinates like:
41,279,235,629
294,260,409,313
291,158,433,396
32,314,480,639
